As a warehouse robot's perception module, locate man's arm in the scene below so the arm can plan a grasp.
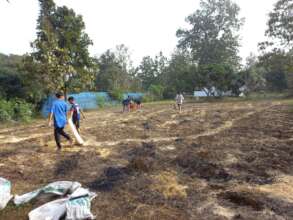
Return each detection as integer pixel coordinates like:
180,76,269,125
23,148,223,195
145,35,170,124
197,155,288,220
80,109,86,119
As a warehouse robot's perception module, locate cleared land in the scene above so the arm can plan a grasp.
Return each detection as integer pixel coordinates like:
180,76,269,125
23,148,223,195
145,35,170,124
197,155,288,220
1,100,293,220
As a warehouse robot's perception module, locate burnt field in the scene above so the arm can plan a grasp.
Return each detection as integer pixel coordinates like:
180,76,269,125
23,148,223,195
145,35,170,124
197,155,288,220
1,100,293,220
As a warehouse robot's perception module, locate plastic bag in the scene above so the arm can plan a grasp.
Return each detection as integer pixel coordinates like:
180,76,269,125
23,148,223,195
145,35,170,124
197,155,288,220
68,119,85,145
66,188,97,220
14,181,81,206
29,187,96,220
0,177,13,210
28,198,68,220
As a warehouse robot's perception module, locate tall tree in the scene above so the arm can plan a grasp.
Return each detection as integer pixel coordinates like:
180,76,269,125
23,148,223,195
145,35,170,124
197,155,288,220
53,6,95,92
177,0,244,67
176,0,243,94
96,48,131,91
259,0,293,94
30,0,95,96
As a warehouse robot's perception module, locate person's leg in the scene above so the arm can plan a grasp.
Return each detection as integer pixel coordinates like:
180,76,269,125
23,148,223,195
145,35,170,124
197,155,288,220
54,127,62,150
74,120,80,133
59,127,71,141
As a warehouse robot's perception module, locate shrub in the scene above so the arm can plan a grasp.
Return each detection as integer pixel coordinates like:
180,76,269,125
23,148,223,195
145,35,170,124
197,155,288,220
96,95,106,108
142,94,154,103
12,99,33,122
0,100,13,121
109,89,124,101
0,99,33,122
148,84,165,101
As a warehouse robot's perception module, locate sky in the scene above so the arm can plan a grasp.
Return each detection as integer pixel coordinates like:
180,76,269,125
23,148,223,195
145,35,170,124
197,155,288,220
0,0,276,65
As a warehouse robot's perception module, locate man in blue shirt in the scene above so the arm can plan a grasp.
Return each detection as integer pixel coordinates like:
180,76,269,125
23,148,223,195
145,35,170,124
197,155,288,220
48,92,72,150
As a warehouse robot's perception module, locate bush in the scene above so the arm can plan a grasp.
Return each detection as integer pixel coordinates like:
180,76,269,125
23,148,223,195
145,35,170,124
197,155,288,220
142,94,154,103
12,99,33,122
109,89,124,101
0,100,13,121
148,84,165,101
96,95,106,108
0,99,33,122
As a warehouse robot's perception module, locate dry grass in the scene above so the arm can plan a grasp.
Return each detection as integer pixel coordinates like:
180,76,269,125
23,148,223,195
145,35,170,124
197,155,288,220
151,171,188,199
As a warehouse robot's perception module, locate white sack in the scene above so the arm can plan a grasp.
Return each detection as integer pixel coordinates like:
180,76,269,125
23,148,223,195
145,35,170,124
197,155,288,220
14,181,81,206
0,177,13,210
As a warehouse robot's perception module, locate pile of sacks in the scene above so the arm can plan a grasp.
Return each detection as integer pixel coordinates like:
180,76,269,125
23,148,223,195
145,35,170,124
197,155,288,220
0,177,96,220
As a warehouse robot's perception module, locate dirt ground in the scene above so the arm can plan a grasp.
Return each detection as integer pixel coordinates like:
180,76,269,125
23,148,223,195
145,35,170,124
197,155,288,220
1,100,293,220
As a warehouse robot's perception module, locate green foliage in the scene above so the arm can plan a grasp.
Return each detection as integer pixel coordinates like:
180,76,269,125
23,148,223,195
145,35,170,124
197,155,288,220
258,50,289,91
148,84,165,100
136,52,167,90
12,99,33,122
265,0,293,47
142,94,154,103
96,96,106,108
175,0,244,96
29,0,95,94
0,99,33,122
177,0,243,67
162,50,197,98
109,89,124,101
0,54,25,100
0,100,13,121
197,64,238,96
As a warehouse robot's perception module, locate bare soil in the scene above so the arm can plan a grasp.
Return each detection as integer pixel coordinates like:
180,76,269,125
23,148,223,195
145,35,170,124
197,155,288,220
1,100,293,220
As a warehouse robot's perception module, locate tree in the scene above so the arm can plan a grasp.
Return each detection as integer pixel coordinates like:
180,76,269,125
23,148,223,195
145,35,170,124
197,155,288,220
53,6,95,92
259,0,293,94
198,64,238,96
30,0,95,96
240,54,266,92
162,49,197,98
265,0,293,48
177,0,244,67
176,0,243,95
0,54,25,100
259,49,289,91
96,49,129,91
136,52,167,90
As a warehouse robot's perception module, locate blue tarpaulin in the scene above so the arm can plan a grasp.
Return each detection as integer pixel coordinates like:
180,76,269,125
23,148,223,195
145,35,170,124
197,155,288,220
41,92,143,117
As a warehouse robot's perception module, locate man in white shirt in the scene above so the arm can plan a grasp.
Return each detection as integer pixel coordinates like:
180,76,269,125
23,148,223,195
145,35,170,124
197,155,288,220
175,93,184,113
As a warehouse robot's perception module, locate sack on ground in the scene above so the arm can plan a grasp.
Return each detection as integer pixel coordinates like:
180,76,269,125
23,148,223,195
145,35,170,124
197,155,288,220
66,187,97,220
14,181,81,206
0,177,13,210
28,198,68,220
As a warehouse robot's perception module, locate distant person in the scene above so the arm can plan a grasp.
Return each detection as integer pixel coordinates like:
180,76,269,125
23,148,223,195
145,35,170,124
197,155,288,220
134,98,142,109
48,92,72,151
68,96,85,133
175,92,184,113
122,96,131,113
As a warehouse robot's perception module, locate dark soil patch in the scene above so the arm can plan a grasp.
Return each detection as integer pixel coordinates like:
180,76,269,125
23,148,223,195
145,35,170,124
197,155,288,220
175,152,232,182
87,166,130,191
55,154,80,176
219,191,265,211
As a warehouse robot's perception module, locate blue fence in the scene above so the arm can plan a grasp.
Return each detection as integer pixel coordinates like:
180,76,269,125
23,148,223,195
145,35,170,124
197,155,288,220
41,91,143,117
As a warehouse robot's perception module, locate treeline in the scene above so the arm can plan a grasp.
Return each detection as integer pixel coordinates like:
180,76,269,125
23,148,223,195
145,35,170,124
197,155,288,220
0,0,292,121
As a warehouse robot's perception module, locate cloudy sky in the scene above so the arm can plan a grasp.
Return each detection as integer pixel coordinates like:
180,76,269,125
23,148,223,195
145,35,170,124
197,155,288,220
0,0,276,64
